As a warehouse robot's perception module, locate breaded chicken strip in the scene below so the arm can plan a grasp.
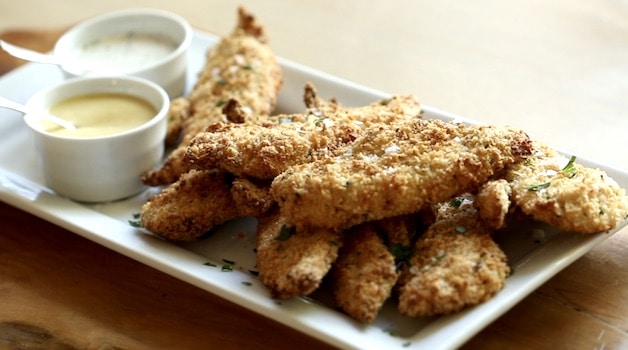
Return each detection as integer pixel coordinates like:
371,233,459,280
505,143,628,233
185,92,422,180
398,198,509,317
142,6,282,185
140,169,238,242
332,223,399,323
271,119,533,229
256,208,343,299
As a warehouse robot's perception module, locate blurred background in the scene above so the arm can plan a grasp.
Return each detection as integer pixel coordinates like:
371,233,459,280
2,0,628,171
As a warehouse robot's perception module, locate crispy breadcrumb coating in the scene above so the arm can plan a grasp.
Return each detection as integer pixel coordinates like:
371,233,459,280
398,200,509,317
256,209,343,299
140,170,238,242
332,223,399,323
271,119,532,229
230,177,274,217
141,6,282,185
506,143,628,233
185,92,422,179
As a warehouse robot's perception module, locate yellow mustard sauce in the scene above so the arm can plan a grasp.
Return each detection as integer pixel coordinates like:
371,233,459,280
44,93,156,137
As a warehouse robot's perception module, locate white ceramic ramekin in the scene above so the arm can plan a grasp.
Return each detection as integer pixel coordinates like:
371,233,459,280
53,9,193,97
23,76,169,203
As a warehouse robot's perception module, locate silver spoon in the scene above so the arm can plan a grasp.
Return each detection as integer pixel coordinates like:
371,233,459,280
0,39,61,65
0,96,76,130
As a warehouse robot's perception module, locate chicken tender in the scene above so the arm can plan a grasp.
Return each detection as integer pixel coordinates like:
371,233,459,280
140,169,239,242
185,92,423,180
142,6,282,185
332,223,399,323
505,143,628,234
256,209,343,299
271,119,533,229
397,199,509,317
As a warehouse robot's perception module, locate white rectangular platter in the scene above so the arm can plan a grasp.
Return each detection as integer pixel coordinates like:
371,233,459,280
1,31,627,350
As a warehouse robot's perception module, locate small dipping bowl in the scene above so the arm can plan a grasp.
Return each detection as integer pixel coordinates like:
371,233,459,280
24,76,169,203
54,9,193,97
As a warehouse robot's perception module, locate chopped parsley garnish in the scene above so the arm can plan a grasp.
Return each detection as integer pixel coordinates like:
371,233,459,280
454,225,467,233
221,264,233,272
128,213,141,227
527,182,551,191
390,244,413,264
276,224,295,241
560,155,577,178
527,156,576,191
215,99,227,107
314,117,327,126
449,197,464,209
241,281,252,286
203,262,217,267
383,328,399,337
222,258,235,265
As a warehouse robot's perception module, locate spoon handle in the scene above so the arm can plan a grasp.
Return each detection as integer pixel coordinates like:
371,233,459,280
0,40,59,65
0,96,76,130
0,95,29,114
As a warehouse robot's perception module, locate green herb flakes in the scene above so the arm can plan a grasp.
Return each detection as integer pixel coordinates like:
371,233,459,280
561,155,577,178
390,244,413,264
454,225,467,233
203,262,217,267
276,224,295,241
128,213,141,227
449,197,464,209
528,182,551,191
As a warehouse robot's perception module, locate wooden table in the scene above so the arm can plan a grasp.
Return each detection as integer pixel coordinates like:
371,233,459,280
1,1,627,349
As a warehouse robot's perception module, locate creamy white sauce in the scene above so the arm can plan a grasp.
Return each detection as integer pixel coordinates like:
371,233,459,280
75,32,177,73
43,93,156,137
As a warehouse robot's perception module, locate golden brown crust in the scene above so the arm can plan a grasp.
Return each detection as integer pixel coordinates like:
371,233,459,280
506,143,628,233
230,177,274,217
332,223,399,323
397,201,509,317
256,209,343,299
140,169,238,242
141,6,282,186
185,93,423,180
271,119,533,229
